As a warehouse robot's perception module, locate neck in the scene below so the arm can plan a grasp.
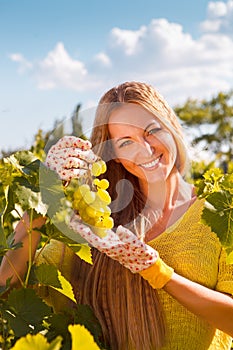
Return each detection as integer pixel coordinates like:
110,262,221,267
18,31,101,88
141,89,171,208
140,169,195,240
141,168,192,211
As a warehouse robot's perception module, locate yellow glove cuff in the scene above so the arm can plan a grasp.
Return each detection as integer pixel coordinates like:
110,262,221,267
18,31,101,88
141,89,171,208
139,257,174,289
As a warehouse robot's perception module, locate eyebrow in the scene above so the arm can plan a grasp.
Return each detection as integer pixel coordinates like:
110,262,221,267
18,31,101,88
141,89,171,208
115,121,160,144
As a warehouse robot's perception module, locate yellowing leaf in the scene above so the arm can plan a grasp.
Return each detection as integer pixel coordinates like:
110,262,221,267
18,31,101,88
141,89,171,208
52,270,76,303
68,324,100,350
76,244,93,264
11,333,62,350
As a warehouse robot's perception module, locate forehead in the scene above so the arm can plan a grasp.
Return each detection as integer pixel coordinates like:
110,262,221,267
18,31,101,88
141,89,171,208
108,104,160,134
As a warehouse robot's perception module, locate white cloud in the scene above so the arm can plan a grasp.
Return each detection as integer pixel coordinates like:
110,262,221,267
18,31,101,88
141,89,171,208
9,53,32,73
9,42,101,91
9,0,233,106
200,0,233,33
110,26,146,55
93,52,111,67
36,42,91,90
207,1,228,17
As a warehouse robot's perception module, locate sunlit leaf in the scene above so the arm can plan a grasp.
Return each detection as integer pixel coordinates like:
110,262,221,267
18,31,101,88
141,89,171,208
201,191,233,248
76,244,92,264
39,164,65,218
69,324,100,350
11,333,62,350
52,270,76,303
13,179,47,215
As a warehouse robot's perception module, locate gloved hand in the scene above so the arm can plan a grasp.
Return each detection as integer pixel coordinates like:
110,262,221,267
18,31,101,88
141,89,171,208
69,215,174,289
45,136,98,181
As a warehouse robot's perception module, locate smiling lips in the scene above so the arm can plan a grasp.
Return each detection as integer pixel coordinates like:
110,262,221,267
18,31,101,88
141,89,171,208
139,155,162,169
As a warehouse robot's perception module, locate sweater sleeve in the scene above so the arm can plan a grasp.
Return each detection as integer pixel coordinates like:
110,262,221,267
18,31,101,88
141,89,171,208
215,247,233,296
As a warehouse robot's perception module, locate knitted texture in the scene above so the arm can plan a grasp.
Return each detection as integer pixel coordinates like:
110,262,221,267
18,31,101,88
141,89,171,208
148,198,233,350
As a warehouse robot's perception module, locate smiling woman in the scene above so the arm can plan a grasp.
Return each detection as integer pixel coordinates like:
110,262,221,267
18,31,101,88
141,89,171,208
1,81,233,350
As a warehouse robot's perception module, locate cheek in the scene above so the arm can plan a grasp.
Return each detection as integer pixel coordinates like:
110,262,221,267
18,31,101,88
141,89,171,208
117,158,144,177
114,144,141,162
156,132,177,160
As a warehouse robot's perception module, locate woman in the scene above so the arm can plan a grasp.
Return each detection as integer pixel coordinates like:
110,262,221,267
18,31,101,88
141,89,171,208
1,82,233,349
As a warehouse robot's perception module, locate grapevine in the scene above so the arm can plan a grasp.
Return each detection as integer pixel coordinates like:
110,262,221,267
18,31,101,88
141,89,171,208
195,168,233,263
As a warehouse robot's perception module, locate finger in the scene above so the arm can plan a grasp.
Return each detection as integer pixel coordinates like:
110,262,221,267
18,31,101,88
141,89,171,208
56,168,88,181
64,157,88,170
47,147,97,164
55,136,92,151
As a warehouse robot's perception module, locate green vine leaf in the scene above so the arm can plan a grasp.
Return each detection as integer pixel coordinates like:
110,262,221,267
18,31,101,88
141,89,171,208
30,264,62,289
12,179,47,215
196,168,233,257
201,191,233,247
39,164,65,218
73,304,103,347
2,288,52,337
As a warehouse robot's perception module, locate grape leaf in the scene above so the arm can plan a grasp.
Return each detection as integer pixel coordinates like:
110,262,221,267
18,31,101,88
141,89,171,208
201,191,233,248
11,333,62,350
69,324,100,350
52,270,76,303
13,180,47,215
30,264,62,288
2,288,52,337
73,304,103,347
76,244,92,264
221,173,233,194
46,312,72,347
39,164,65,218
7,151,38,173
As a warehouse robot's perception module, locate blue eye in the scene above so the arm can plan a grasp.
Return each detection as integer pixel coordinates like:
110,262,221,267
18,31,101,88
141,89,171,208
119,140,132,148
147,127,161,135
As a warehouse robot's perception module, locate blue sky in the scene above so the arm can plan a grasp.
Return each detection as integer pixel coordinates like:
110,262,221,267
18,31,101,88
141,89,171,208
1,0,233,152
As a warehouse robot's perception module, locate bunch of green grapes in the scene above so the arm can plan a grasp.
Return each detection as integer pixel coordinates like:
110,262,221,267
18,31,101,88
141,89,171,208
72,159,114,237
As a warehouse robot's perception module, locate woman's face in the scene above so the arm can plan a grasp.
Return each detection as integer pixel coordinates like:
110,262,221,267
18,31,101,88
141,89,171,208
108,103,178,186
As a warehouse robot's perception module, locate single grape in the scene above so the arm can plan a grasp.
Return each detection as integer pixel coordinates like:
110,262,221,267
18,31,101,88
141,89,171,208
79,184,90,196
98,179,109,190
102,216,114,229
97,189,111,205
86,206,98,218
99,160,107,174
83,190,96,204
91,162,102,177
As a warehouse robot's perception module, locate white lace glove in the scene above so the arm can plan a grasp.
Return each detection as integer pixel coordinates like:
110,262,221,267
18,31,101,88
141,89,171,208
45,136,98,181
70,215,174,288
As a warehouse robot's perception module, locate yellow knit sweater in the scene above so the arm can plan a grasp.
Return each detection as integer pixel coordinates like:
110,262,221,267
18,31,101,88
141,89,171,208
37,199,233,349
148,198,233,350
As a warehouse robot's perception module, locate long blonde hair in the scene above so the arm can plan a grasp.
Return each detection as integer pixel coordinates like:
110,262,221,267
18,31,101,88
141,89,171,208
73,249,165,350
72,82,188,349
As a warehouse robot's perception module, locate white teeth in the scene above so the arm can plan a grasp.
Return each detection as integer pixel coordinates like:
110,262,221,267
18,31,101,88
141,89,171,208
140,157,160,169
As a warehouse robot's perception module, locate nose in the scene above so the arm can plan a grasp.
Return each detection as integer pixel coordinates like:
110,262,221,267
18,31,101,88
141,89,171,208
144,141,154,156
139,138,154,157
